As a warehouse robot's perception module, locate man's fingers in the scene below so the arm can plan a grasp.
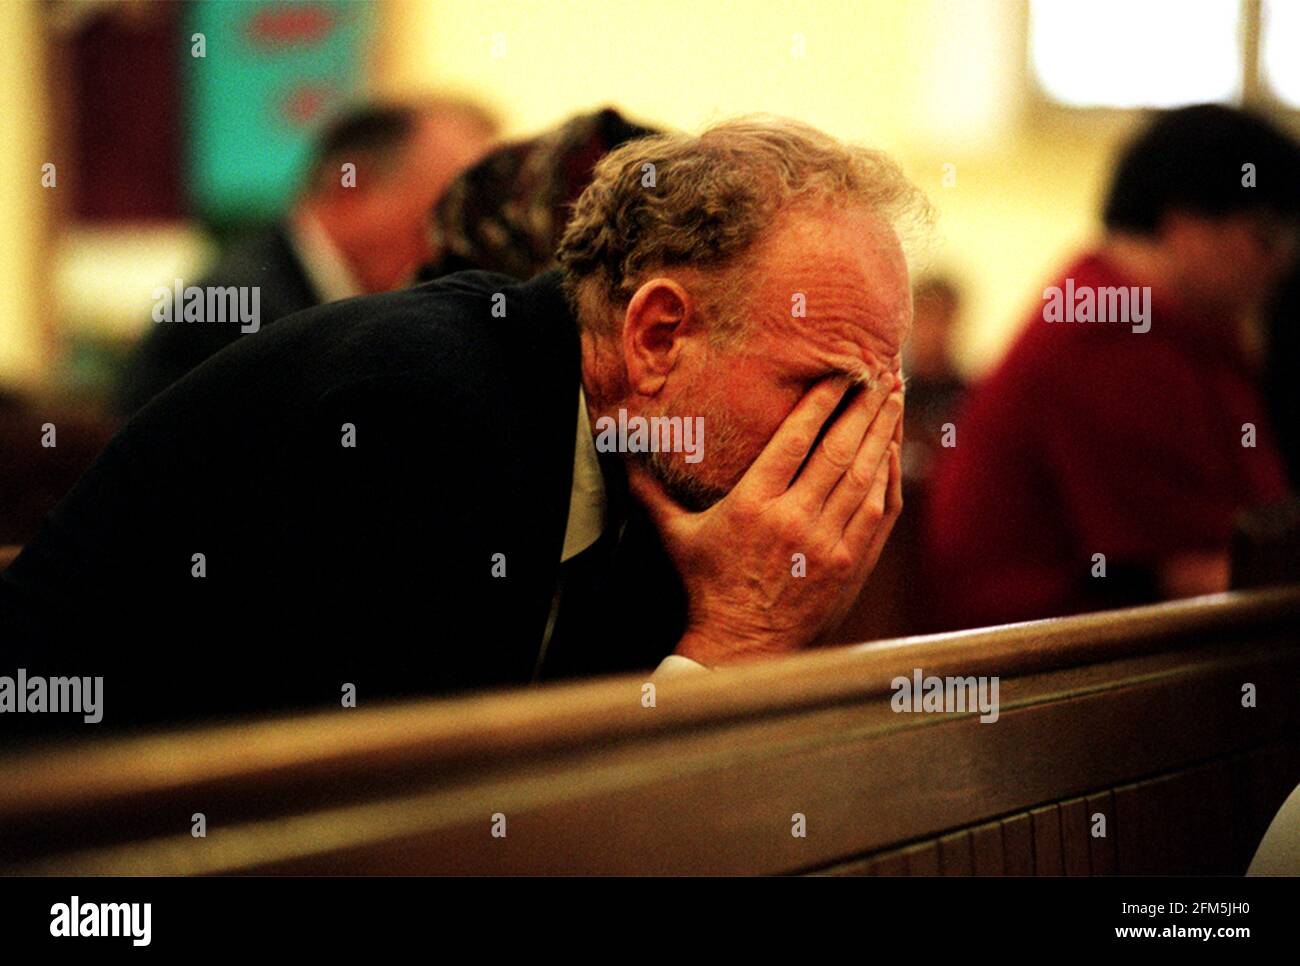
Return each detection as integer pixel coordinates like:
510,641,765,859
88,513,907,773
885,439,903,516
818,391,902,529
848,442,902,575
842,438,896,553
736,376,857,501
858,443,903,574
789,375,895,512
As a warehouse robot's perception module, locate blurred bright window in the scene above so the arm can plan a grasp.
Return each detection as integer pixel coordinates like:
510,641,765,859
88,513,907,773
1262,0,1300,107
1029,0,1242,108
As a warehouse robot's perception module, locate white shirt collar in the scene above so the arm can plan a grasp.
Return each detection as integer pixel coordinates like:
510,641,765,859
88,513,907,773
562,386,607,561
287,211,364,304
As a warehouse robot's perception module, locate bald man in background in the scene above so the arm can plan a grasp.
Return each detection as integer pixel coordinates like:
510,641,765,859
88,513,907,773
117,97,499,415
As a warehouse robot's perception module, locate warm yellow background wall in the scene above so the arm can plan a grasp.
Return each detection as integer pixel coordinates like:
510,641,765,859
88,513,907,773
378,0,1135,375
0,0,1142,389
0,0,51,389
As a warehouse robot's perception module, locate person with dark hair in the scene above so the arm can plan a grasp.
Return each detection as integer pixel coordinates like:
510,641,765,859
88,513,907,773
115,96,499,416
924,104,1299,630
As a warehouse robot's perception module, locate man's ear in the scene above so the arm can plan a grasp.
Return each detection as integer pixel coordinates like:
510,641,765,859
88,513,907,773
622,278,696,397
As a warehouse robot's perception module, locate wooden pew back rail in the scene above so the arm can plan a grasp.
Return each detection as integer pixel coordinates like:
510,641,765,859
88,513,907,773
1,587,1298,875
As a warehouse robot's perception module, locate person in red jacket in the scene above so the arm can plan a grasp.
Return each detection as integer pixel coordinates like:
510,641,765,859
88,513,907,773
924,105,1299,630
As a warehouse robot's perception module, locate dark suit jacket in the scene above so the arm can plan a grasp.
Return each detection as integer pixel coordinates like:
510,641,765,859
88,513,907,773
115,224,318,416
2,270,683,735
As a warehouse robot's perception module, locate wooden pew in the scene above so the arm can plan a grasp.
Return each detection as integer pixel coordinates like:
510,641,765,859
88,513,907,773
1,585,1297,875
0,545,19,572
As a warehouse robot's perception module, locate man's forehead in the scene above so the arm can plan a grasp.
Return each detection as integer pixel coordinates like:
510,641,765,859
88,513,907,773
755,209,910,332
749,322,902,387
761,264,911,374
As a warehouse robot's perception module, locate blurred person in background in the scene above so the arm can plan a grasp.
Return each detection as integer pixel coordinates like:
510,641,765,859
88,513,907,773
420,107,657,281
925,104,1300,630
900,274,966,480
115,96,499,415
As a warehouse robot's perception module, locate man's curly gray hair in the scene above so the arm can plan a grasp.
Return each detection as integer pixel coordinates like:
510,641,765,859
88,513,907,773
557,115,931,343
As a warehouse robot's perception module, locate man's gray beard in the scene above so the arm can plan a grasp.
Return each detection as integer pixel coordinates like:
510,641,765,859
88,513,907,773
644,450,729,512
642,403,745,513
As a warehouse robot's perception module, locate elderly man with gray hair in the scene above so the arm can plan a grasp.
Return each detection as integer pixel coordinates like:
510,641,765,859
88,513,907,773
1,117,924,734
